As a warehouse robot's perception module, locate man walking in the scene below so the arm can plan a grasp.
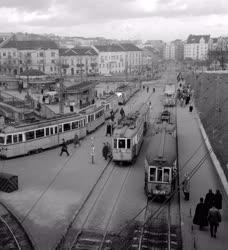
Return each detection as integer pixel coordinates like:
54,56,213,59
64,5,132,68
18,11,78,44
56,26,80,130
207,205,222,238
60,139,70,156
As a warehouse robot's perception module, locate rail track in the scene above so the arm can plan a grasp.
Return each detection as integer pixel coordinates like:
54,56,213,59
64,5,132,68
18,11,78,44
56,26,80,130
0,204,34,250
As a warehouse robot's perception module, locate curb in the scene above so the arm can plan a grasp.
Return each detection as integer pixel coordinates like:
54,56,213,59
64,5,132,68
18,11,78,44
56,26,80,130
195,108,228,197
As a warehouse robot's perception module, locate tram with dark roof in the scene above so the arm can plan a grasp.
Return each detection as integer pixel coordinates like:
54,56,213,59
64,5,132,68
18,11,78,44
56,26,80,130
144,126,177,198
112,103,149,164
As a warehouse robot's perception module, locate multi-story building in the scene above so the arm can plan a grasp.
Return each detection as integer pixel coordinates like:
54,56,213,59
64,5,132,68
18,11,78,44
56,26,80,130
59,47,98,76
0,39,59,75
119,43,142,74
93,45,126,75
164,40,184,61
184,35,210,61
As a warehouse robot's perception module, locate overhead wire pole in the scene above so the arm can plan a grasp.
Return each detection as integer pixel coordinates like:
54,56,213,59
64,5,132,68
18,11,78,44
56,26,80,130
58,61,64,114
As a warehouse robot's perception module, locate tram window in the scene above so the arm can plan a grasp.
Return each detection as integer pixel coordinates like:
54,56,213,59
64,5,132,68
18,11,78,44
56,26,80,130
25,131,35,141
64,123,71,131
46,128,50,136
163,169,170,182
0,136,5,144
114,139,117,148
55,126,58,134
13,134,18,143
19,134,23,142
157,169,163,182
72,121,79,129
149,168,156,182
58,125,62,133
127,139,131,149
50,127,54,135
83,119,86,126
6,135,12,144
79,121,82,128
118,139,126,149
36,129,44,138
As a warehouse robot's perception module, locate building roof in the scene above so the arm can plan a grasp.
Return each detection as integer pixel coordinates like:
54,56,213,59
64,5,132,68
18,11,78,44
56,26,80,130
94,44,125,52
66,81,96,92
186,35,210,44
1,40,58,50
20,69,46,76
119,43,142,51
59,47,98,56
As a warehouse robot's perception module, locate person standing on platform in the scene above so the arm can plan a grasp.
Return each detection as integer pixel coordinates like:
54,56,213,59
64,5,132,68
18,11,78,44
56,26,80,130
182,173,190,200
207,205,222,238
205,189,215,213
193,197,208,230
60,139,69,156
214,189,223,210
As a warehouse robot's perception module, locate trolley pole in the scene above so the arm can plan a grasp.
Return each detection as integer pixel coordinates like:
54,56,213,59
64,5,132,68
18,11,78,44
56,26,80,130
91,137,95,164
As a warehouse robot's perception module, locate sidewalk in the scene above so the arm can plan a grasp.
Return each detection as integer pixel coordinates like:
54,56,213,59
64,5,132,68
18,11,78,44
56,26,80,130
177,105,228,250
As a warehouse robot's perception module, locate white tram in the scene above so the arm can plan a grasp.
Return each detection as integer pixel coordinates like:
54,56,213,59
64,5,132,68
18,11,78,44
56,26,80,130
163,84,176,107
0,113,87,158
97,94,119,119
112,103,149,164
79,105,105,134
144,128,177,198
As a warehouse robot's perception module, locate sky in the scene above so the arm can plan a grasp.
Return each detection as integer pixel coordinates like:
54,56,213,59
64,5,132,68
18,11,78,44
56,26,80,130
0,0,228,42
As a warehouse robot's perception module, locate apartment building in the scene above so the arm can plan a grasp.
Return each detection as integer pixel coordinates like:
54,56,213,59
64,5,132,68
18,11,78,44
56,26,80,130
0,39,59,75
184,35,210,61
59,47,98,76
164,40,184,61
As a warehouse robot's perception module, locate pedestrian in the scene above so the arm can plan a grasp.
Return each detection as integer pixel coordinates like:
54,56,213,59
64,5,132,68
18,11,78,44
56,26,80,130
102,142,109,160
120,107,125,119
110,110,115,122
153,87,155,93
214,190,223,210
180,97,184,107
182,173,190,201
189,105,193,112
42,95,45,103
73,133,80,148
143,85,145,90
106,122,112,136
147,86,149,93
205,189,215,213
207,205,222,238
41,88,44,95
60,139,69,156
193,197,208,230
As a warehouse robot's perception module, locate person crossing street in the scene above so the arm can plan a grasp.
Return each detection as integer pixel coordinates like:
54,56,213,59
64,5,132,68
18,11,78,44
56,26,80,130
60,139,69,156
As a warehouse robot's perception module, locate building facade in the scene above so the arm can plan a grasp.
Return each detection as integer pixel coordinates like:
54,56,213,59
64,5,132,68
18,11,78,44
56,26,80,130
93,45,126,75
0,39,59,75
164,40,184,61
184,35,210,61
60,47,98,76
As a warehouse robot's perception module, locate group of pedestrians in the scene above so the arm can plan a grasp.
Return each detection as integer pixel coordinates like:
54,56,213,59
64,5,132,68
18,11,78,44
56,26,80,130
193,189,223,238
177,83,193,112
59,133,81,156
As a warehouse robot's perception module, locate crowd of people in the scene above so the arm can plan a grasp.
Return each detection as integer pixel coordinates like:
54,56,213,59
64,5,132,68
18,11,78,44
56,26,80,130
176,83,194,111
193,189,223,238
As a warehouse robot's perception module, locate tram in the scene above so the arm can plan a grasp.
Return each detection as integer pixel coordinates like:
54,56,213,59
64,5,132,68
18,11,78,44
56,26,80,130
0,113,87,158
112,103,149,164
117,82,140,105
163,84,176,107
97,94,119,119
153,110,176,135
144,127,177,198
79,105,105,134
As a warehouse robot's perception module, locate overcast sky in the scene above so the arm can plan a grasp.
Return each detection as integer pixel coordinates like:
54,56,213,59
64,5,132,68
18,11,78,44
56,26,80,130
1,0,228,41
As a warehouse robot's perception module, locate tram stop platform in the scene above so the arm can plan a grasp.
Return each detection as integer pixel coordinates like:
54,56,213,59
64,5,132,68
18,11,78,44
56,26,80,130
177,104,228,250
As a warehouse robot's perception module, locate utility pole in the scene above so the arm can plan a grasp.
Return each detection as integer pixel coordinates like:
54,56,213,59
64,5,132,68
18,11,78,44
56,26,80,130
57,61,64,114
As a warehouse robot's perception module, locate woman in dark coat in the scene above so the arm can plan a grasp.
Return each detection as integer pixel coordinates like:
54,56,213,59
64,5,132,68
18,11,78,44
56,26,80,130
204,189,215,213
214,190,222,210
193,197,208,230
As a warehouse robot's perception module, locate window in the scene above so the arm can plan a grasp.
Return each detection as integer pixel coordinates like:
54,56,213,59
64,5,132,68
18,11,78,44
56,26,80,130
51,52,55,57
46,128,50,136
72,121,79,129
88,114,94,122
149,168,156,181
58,125,62,133
27,52,31,57
25,131,35,141
0,136,5,144
51,59,55,64
13,134,18,143
163,169,170,182
63,123,71,131
55,126,58,134
3,52,6,57
157,168,163,182
127,139,131,149
114,139,117,148
19,134,23,142
118,139,126,149
50,127,54,135
36,129,44,138
39,52,44,57
13,52,16,57
6,135,12,144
